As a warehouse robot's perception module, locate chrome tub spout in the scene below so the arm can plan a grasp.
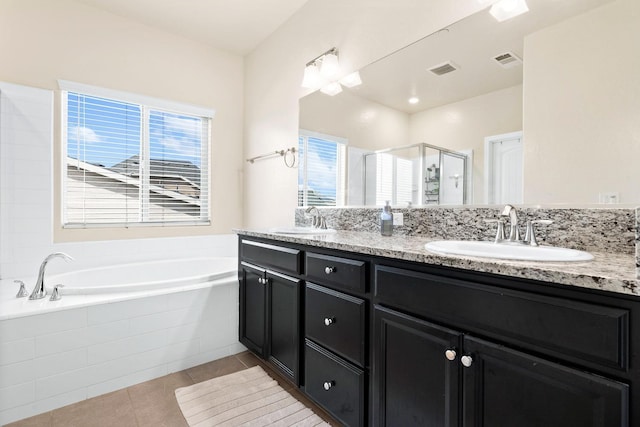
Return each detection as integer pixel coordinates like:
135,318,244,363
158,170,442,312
29,252,74,300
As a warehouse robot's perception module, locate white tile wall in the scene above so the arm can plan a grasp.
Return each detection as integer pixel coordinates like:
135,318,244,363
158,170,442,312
0,81,244,424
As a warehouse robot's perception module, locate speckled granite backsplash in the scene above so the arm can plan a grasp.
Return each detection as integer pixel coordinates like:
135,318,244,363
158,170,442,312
295,207,637,257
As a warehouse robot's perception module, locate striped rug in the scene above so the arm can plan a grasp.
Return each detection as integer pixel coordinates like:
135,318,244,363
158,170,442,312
175,365,331,427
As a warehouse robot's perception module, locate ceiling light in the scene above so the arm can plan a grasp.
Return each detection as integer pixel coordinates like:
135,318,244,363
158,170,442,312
301,63,322,89
339,71,362,88
320,82,343,96
408,97,420,104
489,0,529,22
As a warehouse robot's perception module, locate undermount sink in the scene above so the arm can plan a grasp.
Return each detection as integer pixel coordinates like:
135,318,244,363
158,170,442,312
424,240,593,262
269,226,337,235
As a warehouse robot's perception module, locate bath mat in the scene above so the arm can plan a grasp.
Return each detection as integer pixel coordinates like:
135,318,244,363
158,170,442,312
175,365,331,427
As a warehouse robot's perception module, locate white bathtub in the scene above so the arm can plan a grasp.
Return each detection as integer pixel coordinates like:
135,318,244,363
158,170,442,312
49,256,237,295
0,256,244,425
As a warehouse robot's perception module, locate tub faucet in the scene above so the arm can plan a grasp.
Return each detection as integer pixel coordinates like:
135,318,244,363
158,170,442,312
29,252,74,300
305,206,327,229
500,204,521,242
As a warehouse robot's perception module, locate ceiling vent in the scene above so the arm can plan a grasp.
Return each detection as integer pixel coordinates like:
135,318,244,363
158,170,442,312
493,51,523,68
428,61,459,76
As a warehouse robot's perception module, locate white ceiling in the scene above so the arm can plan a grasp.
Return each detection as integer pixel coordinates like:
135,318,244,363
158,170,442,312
74,0,310,55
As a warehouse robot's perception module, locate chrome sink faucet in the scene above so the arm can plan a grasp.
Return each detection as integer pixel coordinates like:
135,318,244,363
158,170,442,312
29,252,74,300
500,204,521,242
305,206,327,229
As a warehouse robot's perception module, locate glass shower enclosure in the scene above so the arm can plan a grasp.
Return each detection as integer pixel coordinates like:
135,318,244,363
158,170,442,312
362,143,470,206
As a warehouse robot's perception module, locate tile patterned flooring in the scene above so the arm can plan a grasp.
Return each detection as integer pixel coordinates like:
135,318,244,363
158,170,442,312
7,351,340,427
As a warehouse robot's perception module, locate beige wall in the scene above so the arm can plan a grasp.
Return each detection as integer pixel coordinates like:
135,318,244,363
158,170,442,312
409,85,523,204
0,0,244,240
523,0,640,204
299,90,410,151
244,0,488,228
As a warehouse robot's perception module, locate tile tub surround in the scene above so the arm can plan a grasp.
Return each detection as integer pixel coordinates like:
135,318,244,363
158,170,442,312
237,229,638,296
295,207,636,255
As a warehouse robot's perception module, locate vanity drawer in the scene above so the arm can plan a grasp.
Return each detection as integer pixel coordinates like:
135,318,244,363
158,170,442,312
240,239,301,275
305,283,366,366
305,252,366,293
375,265,629,371
304,339,365,427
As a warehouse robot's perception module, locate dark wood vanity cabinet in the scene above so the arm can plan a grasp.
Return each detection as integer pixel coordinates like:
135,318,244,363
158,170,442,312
239,239,302,385
373,264,631,427
238,235,638,427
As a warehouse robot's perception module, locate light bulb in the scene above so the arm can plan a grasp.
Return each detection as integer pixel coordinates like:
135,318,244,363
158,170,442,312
408,97,420,104
320,52,340,79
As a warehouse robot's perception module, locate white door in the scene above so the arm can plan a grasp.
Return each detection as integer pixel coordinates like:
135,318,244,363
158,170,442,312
485,132,523,204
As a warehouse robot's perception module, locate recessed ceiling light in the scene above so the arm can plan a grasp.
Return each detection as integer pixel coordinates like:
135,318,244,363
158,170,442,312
408,97,420,104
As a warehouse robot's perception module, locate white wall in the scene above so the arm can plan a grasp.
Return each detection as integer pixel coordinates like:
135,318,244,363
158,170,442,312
409,85,523,204
523,0,640,204
244,0,489,228
0,0,244,241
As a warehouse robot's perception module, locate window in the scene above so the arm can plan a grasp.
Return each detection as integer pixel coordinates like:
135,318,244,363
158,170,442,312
298,131,346,207
60,81,213,227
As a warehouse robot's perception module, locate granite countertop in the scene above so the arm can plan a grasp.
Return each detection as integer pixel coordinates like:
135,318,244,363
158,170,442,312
236,229,639,297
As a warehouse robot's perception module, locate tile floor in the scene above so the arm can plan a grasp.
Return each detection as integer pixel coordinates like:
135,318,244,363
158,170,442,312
7,351,340,427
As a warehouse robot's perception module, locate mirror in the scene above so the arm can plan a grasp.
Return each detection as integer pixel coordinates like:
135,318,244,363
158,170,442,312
299,0,639,207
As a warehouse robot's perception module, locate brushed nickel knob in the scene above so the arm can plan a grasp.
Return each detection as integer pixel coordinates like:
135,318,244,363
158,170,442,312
444,349,457,361
324,317,335,326
257,277,267,285
324,266,336,274
323,381,334,391
461,355,473,368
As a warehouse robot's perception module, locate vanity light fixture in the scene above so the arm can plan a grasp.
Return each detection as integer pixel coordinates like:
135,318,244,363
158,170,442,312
302,47,363,95
301,47,340,89
489,0,529,22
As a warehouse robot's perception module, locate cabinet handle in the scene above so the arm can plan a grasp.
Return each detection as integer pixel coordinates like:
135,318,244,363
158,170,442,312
461,355,473,368
323,381,334,391
324,266,336,274
444,349,457,361
324,317,335,326
257,277,267,285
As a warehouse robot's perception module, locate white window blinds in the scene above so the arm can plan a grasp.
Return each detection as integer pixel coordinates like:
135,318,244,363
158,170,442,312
298,131,346,207
62,86,211,227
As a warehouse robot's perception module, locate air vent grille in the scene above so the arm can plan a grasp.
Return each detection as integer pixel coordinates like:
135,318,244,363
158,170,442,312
428,61,459,76
493,51,523,68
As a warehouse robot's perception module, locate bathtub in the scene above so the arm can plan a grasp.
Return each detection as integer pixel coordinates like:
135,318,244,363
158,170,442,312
49,256,237,296
0,256,244,425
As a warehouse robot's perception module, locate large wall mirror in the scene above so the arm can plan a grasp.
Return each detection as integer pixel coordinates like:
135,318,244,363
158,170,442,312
299,0,639,207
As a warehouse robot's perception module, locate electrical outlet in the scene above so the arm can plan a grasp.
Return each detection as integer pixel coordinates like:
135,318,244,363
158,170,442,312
393,212,404,226
598,192,619,204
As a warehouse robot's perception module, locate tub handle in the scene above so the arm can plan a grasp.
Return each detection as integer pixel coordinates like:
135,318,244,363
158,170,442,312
15,280,28,298
50,284,64,301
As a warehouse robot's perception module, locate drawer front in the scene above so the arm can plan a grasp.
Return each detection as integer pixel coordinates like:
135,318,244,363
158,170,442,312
305,283,366,366
241,239,301,274
375,265,629,371
305,252,366,293
305,339,365,427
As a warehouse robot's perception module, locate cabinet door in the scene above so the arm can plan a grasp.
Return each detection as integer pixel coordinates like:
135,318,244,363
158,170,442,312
373,305,461,427
268,270,301,385
462,335,629,427
239,262,267,358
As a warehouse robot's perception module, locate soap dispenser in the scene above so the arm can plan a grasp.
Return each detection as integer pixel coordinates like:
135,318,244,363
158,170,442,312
380,201,393,236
